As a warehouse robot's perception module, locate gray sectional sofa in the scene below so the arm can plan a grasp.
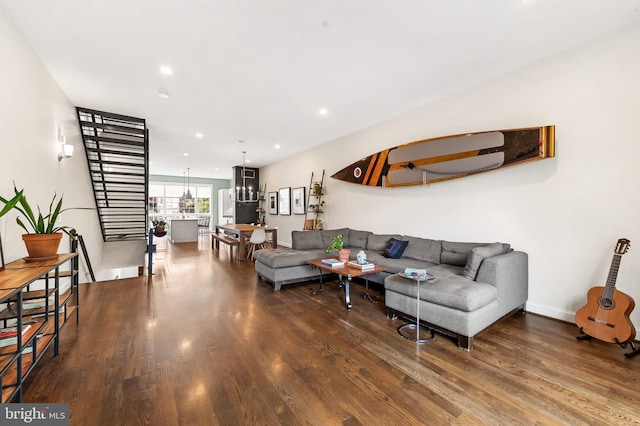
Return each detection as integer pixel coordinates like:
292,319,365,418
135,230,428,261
254,228,528,351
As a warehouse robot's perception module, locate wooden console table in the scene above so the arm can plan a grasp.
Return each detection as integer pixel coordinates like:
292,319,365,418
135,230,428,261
0,253,79,402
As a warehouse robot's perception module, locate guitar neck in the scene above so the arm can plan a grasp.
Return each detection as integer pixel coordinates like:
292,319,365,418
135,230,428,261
603,254,623,300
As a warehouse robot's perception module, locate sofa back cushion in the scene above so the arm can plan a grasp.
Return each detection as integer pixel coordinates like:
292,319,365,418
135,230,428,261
402,236,442,264
320,228,350,249
441,241,489,266
292,230,324,250
462,242,511,280
348,229,372,249
367,234,402,251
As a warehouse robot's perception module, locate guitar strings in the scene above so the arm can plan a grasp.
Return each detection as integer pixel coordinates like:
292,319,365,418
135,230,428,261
596,255,621,322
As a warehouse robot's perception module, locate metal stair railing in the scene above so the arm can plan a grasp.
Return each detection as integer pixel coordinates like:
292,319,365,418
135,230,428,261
76,107,149,242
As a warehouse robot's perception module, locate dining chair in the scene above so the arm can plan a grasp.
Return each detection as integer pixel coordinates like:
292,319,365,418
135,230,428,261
246,229,267,260
265,226,278,248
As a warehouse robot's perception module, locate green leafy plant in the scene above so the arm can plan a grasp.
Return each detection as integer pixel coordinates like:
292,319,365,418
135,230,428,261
152,219,167,228
0,189,23,218
325,233,344,254
0,183,90,237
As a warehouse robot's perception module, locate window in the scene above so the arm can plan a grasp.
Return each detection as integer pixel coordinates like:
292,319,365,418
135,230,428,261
148,182,212,220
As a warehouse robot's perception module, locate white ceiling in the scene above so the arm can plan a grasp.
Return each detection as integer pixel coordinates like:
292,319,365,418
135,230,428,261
2,0,640,179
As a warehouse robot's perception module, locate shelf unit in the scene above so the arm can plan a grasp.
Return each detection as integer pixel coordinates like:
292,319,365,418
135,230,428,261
304,170,325,230
256,183,266,225
0,253,79,402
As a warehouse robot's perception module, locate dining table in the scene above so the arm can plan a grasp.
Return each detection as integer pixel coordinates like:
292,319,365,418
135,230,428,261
214,223,278,260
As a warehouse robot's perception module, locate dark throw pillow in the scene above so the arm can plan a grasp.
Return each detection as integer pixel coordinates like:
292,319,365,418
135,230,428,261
382,238,409,259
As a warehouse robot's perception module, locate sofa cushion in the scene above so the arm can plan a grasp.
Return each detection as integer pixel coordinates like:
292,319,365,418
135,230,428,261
321,228,350,249
385,274,497,312
349,229,372,249
462,242,511,280
368,253,437,274
367,234,402,251
292,230,324,250
382,238,409,259
255,248,326,268
428,263,464,278
441,241,488,266
402,236,442,264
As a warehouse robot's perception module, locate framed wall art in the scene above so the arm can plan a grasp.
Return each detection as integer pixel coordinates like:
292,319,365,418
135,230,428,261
292,187,305,215
279,187,291,216
268,191,278,215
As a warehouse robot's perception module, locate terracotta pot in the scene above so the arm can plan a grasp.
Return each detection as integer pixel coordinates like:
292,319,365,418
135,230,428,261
22,233,63,261
155,226,165,233
338,248,350,263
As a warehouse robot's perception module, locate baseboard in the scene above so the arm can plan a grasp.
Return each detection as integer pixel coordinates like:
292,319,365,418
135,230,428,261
525,302,575,323
526,302,640,339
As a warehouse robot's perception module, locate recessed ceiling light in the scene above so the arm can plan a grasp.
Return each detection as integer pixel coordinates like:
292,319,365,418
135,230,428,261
160,66,173,75
274,144,281,149
195,132,203,138
237,139,244,143
319,108,328,115
158,91,169,99
183,153,189,156
246,159,251,163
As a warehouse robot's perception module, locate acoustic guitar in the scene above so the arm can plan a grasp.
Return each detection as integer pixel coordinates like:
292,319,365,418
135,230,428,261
575,238,635,344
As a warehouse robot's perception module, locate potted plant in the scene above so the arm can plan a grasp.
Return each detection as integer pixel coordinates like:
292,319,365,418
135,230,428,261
152,219,167,232
312,183,323,196
0,184,90,261
325,233,350,263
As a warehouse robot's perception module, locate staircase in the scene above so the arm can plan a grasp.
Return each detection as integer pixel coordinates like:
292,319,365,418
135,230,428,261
76,107,149,242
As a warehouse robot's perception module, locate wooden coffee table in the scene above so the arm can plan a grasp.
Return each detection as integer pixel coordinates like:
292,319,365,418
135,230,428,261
306,259,387,310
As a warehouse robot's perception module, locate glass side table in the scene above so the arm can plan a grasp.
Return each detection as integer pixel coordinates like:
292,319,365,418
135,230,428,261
397,272,436,343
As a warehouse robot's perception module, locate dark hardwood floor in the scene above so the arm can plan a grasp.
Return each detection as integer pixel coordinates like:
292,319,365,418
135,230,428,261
22,238,640,425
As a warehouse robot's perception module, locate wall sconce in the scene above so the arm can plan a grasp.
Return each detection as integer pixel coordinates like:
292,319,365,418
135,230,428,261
57,135,74,161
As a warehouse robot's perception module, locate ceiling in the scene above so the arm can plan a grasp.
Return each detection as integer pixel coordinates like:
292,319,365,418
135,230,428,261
2,1,640,180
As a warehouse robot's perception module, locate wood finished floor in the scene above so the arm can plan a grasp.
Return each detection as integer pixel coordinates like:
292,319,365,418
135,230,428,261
21,238,640,425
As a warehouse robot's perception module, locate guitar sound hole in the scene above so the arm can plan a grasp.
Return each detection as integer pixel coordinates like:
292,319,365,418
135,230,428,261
600,298,614,308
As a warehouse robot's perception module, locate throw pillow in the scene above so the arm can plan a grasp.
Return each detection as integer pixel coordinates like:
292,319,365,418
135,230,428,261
462,242,508,280
382,238,409,259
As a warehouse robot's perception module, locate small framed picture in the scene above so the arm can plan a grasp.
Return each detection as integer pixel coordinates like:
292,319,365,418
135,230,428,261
268,191,278,215
292,187,305,215
279,187,291,216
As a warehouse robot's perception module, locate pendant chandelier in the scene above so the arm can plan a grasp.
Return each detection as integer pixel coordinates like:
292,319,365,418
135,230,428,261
236,151,258,203
179,168,194,210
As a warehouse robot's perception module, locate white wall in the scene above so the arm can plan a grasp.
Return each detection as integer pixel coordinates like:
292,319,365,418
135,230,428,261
261,22,640,329
0,9,104,280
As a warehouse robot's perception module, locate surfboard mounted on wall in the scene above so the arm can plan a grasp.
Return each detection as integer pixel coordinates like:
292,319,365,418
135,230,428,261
331,125,555,187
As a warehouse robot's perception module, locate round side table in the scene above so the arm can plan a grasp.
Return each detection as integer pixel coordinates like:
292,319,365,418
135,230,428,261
397,272,435,343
